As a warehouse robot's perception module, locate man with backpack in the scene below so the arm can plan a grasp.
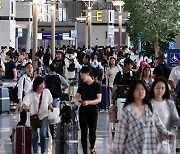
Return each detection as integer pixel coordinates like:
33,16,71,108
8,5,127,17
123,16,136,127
64,48,81,79
113,58,135,86
45,63,69,139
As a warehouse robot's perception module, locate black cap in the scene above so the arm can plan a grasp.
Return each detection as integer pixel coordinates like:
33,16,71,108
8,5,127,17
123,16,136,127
156,54,165,59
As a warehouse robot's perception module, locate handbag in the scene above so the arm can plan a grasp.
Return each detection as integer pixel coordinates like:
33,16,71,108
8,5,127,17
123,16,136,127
30,91,43,128
48,108,60,124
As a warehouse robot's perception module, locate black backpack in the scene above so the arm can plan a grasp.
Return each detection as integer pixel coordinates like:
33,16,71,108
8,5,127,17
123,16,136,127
67,58,75,72
45,75,62,98
60,104,78,124
10,78,25,103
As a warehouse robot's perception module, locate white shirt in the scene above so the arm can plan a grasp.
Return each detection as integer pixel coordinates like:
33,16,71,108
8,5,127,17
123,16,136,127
169,65,180,87
106,65,122,87
65,56,82,70
23,89,53,120
18,74,33,100
1,52,6,63
151,99,170,128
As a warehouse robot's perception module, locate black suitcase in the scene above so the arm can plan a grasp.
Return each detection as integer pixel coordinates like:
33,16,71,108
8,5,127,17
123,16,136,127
98,85,110,110
53,140,78,154
0,87,10,113
54,122,78,154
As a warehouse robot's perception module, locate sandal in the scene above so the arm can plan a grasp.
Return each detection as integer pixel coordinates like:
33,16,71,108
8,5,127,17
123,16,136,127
90,148,96,154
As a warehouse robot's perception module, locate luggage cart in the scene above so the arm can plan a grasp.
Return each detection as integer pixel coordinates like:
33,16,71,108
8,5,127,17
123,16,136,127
110,85,129,139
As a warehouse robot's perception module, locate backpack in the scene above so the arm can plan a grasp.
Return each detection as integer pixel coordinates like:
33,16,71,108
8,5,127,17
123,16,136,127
60,103,78,124
45,75,62,98
67,58,75,72
10,78,25,103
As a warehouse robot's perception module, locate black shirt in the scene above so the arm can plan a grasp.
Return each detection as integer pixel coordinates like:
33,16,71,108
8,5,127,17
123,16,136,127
52,58,65,76
153,64,171,81
77,82,102,101
113,70,135,85
5,60,16,79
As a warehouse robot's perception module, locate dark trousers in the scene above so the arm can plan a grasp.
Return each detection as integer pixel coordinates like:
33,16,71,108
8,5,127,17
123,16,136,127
79,105,98,154
17,109,27,126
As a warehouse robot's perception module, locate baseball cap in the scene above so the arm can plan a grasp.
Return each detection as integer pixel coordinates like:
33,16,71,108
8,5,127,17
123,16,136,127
156,54,165,59
140,61,148,67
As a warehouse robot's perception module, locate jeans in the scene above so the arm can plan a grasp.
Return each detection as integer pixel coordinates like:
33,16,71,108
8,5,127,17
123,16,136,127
79,105,98,154
31,116,48,153
52,97,60,108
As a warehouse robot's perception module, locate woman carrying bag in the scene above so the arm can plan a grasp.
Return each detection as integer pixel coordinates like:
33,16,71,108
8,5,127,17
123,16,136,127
23,77,53,154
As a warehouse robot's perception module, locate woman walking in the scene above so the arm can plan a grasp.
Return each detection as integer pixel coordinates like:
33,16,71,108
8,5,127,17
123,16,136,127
112,79,175,154
150,76,180,154
72,66,102,154
23,77,53,154
141,66,154,89
106,57,122,91
17,62,34,126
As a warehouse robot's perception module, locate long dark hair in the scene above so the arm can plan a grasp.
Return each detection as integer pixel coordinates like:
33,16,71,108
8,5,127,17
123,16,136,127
124,79,153,112
141,66,152,79
109,57,117,68
149,76,170,100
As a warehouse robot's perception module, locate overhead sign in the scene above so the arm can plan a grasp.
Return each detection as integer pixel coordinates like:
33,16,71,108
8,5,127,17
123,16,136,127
96,11,103,22
70,30,77,38
167,49,180,67
42,33,62,40
169,42,175,49
91,10,114,24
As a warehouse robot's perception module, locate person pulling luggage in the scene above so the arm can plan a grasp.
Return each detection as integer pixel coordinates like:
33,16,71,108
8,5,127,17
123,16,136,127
23,76,53,154
45,63,69,139
17,62,34,125
72,66,102,154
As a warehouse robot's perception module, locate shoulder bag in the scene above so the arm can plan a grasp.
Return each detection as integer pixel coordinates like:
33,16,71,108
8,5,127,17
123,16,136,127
30,91,43,128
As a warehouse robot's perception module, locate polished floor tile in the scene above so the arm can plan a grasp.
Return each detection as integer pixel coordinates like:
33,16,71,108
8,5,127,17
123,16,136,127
0,111,111,154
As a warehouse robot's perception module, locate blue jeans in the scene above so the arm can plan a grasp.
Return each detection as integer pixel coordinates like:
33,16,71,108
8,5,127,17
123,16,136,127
31,116,48,153
52,97,60,108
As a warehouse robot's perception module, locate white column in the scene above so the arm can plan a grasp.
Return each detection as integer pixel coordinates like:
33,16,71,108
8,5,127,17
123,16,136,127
51,2,56,59
32,0,38,67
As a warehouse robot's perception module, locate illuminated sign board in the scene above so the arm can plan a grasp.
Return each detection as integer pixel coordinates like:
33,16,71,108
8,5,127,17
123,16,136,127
96,11,102,22
92,10,114,23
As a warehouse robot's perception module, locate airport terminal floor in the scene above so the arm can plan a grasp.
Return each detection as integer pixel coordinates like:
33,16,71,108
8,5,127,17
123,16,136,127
1,110,180,154
0,111,111,154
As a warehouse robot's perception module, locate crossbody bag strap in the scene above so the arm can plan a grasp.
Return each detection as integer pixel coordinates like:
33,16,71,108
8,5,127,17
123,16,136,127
38,91,43,113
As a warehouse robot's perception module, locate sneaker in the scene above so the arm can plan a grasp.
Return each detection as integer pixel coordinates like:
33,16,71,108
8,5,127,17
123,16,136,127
90,148,96,154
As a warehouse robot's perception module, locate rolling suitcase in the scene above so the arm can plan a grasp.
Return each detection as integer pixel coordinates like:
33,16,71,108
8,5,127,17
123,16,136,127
12,126,31,154
98,85,110,110
0,87,10,113
55,102,78,154
54,122,78,154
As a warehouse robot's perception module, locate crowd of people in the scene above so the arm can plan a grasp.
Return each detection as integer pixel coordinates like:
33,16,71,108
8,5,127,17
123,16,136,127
1,44,180,154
